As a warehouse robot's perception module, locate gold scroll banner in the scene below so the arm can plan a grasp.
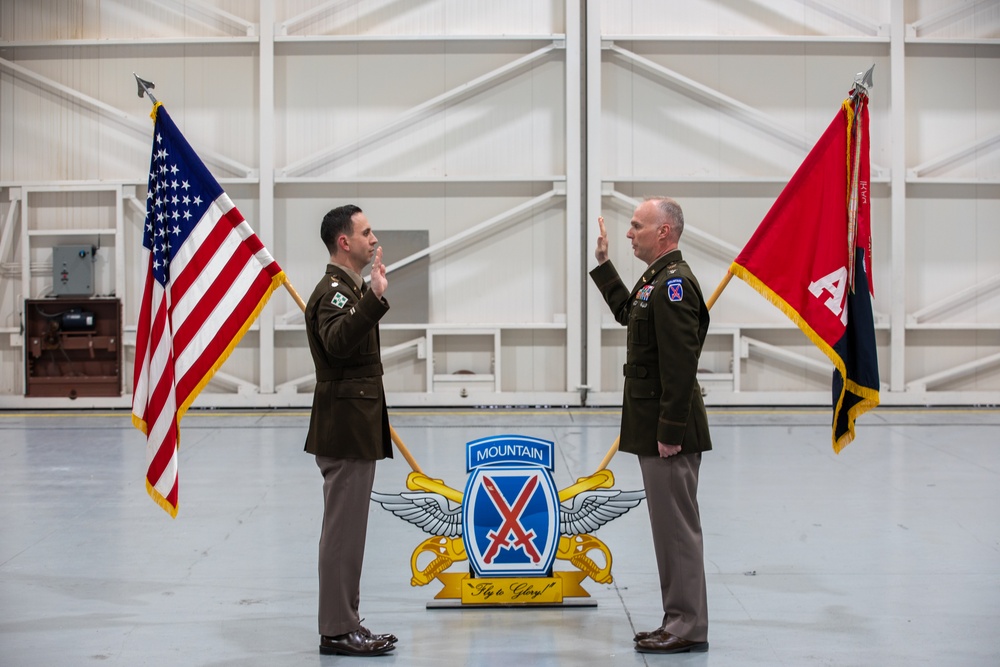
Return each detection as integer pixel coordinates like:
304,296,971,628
435,571,590,604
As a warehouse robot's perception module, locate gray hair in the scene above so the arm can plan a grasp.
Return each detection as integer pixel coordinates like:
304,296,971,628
648,197,684,241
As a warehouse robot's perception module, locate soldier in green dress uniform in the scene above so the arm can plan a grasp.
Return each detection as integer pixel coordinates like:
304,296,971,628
590,197,712,654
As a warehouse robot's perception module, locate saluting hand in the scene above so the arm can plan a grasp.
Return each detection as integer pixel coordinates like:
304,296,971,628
595,216,609,265
370,246,387,299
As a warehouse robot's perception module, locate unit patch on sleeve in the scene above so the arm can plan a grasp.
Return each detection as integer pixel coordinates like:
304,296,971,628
666,278,683,302
331,292,348,308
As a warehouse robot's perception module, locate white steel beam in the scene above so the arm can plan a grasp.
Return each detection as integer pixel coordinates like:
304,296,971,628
276,372,315,394
605,44,889,177
279,43,562,177
585,0,604,403
907,0,995,38
889,0,907,393
908,131,1000,178
276,0,357,36
907,351,1000,391
909,274,1000,324
277,308,305,326
566,0,583,398
742,335,833,375
114,185,125,313
208,370,258,392
382,337,426,362
0,57,142,131
156,0,257,36
605,43,811,152
381,189,560,276
0,192,19,284
0,58,255,179
790,0,886,36
258,0,276,394
125,195,146,217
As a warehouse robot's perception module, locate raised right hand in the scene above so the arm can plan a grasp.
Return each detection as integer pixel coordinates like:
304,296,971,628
370,246,387,299
595,216,609,265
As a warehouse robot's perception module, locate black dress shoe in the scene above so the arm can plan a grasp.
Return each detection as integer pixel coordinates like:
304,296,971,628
360,624,398,644
319,630,395,656
635,632,709,654
633,626,667,642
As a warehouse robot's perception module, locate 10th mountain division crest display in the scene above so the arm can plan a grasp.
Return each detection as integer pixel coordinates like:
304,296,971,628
371,435,645,606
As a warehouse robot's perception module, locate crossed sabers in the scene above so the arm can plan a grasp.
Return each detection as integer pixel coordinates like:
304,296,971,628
481,475,542,564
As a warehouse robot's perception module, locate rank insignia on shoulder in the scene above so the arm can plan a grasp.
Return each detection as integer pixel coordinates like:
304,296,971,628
637,284,654,302
331,292,348,308
666,277,683,302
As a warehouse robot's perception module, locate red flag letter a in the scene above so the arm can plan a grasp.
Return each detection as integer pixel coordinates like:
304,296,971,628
808,267,849,326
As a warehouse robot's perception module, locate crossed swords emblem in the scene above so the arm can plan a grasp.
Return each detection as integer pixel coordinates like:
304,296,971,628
372,468,645,588
481,475,541,564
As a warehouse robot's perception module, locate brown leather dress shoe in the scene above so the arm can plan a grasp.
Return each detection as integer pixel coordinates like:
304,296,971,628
635,632,709,654
319,630,395,656
360,623,398,644
633,626,667,642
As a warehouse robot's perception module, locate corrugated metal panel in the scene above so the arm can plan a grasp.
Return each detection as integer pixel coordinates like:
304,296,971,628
1,0,998,405
601,0,886,37
277,0,562,36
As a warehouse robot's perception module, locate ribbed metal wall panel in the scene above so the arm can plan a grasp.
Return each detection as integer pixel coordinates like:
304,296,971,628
0,0,997,406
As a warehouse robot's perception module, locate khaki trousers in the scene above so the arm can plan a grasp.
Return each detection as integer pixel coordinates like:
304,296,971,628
315,456,376,637
638,452,708,642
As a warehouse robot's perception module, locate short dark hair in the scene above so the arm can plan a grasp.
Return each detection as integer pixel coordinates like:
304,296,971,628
320,204,362,254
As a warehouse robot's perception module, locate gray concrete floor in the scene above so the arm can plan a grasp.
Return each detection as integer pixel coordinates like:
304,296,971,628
1,407,998,666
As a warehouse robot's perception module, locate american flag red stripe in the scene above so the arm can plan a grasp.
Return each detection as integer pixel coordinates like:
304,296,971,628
132,103,286,517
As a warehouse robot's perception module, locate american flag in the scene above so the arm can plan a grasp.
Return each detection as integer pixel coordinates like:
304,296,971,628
132,103,286,517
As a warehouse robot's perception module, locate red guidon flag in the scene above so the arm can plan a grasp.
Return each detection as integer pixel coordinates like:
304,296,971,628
730,89,879,452
132,103,286,516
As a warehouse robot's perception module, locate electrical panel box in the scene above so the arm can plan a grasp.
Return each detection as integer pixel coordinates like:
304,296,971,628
52,245,95,297
24,298,121,398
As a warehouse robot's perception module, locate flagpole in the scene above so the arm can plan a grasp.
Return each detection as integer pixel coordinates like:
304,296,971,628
133,73,424,476
595,65,879,472
133,72,157,104
705,270,733,312
283,281,306,312
594,436,620,472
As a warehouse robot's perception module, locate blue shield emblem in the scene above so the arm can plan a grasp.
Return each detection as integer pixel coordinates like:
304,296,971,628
462,435,559,578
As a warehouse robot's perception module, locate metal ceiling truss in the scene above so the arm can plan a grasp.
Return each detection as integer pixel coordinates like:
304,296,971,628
790,0,887,36
154,0,257,37
909,274,1000,326
909,131,1000,180
278,42,563,179
2,1,997,408
0,58,255,179
603,43,890,178
276,0,360,36
907,0,998,39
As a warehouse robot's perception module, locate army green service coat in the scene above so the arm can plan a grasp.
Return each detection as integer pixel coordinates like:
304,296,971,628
304,264,393,460
590,249,712,457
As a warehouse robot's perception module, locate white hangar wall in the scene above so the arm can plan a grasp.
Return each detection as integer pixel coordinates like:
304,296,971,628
0,0,997,409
